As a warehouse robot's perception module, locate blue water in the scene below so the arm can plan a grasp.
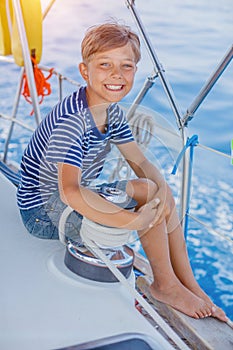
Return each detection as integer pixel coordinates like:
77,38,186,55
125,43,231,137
0,0,232,318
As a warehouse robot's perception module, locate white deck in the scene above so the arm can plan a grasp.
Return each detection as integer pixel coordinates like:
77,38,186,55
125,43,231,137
0,173,174,350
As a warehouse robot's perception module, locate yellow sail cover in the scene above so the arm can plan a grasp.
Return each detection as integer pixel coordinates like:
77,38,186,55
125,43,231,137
0,0,13,55
0,0,42,66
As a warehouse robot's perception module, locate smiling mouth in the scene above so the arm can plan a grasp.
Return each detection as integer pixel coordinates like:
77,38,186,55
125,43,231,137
105,84,124,91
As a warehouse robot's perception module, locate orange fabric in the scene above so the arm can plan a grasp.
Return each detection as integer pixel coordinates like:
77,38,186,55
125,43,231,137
22,56,54,115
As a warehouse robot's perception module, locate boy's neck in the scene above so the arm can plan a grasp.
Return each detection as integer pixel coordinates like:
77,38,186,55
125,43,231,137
85,90,110,127
89,104,109,133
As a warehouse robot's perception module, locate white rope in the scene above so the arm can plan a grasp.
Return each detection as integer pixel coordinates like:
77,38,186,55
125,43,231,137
80,217,131,248
109,112,155,181
81,231,191,350
58,205,73,244
58,207,132,247
128,112,155,148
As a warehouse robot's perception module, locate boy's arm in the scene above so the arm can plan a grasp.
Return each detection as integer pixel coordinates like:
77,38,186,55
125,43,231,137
57,163,157,230
117,141,168,223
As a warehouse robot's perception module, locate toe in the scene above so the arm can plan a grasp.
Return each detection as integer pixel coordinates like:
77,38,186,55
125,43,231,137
211,305,228,322
195,308,207,319
193,312,200,319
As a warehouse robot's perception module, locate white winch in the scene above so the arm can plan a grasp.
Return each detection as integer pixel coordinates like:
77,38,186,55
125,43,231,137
59,186,137,282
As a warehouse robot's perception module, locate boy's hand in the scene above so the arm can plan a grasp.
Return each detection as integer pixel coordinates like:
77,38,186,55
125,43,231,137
136,181,168,231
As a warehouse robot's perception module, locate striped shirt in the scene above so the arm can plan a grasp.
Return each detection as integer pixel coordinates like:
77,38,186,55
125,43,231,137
17,86,134,210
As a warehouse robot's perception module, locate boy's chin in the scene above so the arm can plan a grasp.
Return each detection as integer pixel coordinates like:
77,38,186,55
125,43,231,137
106,93,128,103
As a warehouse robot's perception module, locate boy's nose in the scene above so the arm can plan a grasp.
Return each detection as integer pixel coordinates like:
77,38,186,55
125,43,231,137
111,66,123,78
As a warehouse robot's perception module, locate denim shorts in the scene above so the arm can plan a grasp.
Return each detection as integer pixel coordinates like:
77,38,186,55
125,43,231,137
20,180,128,243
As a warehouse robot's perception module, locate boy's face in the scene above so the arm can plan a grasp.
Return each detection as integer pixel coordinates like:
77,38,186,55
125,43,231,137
79,43,137,107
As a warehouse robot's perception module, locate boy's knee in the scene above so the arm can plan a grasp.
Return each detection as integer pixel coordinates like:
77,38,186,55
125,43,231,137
145,178,158,198
126,178,158,206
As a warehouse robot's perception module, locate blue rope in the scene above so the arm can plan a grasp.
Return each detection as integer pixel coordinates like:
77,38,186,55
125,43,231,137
171,134,199,175
171,134,199,239
0,160,20,187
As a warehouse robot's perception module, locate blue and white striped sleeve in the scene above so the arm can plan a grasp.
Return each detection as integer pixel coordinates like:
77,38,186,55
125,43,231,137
45,114,85,169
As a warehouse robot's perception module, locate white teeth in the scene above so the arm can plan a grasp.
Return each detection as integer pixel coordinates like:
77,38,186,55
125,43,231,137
105,85,123,91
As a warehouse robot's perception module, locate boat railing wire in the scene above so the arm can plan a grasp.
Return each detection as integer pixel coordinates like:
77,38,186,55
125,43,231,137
188,143,232,245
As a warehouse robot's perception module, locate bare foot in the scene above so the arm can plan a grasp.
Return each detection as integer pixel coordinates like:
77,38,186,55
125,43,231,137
210,304,228,322
150,280,212,319
183,283,228,322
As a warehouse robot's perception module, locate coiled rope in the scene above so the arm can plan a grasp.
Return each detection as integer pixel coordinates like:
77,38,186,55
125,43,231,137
109,112,155,181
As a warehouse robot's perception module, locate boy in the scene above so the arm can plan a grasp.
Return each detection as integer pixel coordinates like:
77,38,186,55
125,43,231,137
17,22,227,322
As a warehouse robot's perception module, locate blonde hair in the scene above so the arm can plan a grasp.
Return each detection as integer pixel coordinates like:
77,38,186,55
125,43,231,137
81,22,141,63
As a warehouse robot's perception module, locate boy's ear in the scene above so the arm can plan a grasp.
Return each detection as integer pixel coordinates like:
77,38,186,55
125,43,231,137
79,62,88,81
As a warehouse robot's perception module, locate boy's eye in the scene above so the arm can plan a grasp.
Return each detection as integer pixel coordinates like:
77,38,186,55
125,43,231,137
100,62,110,67
123,64,134,69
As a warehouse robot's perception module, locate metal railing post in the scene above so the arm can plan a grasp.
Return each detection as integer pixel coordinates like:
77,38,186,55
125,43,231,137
3,68,25,162
125,0,183,131
126,70,157,120
183,45,233,126
12,0,41,125
180,129,193,239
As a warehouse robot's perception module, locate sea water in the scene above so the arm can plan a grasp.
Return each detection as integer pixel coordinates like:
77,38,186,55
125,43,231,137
0,0,232,319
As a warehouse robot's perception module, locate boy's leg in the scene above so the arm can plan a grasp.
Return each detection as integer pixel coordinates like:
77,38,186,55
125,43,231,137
167,208,227,321
139,218,214,318
126,179,215,319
